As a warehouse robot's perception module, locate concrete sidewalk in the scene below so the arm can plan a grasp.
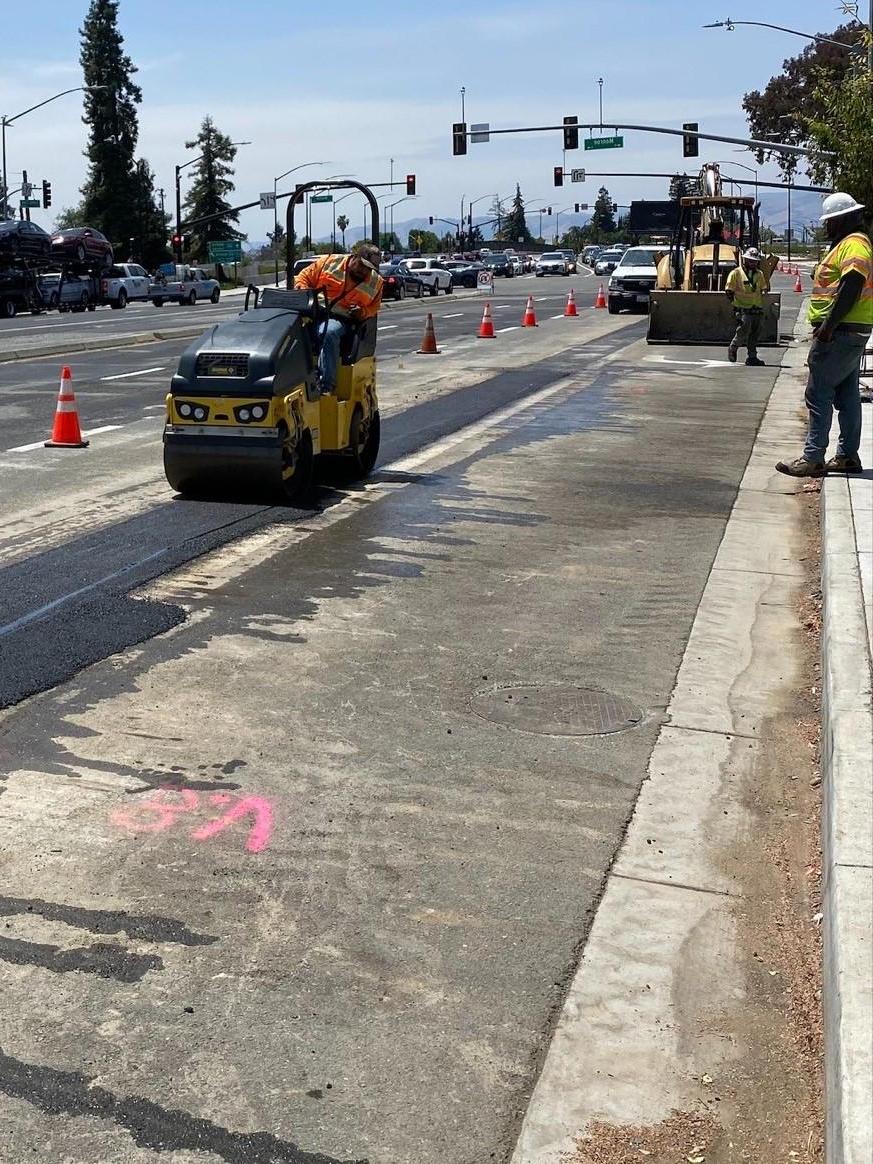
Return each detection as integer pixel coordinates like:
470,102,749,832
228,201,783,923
820,377,873,1164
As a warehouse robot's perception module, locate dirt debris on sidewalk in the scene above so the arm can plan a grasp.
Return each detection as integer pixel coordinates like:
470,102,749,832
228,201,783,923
565,490,825,1164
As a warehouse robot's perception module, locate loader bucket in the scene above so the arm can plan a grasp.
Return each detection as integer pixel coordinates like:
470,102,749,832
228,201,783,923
647,291,781,345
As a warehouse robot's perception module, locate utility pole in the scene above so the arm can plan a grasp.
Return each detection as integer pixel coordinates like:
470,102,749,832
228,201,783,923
158,187,165,221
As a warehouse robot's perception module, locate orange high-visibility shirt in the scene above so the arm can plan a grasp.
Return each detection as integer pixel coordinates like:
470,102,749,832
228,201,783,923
294,254,383,319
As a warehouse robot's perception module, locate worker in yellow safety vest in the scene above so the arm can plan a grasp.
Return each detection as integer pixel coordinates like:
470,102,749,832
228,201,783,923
725,248,768,366
777,192,873,477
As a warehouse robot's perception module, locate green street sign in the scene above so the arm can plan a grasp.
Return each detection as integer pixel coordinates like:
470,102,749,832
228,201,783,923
584,135,624,151
207,240,242,262
19,199,41,208
309,193,333,204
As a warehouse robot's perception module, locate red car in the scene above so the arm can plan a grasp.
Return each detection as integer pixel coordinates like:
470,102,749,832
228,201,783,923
50,227,114,268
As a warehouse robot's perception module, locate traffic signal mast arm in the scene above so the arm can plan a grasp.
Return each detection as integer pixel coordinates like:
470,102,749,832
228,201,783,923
453,120,828,159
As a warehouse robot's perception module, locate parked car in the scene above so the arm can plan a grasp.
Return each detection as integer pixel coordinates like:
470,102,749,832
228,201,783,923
50,227,113,269
594,249,626,276
292,257,316,277
398,257,453,295
379,262,425,300
0,220,52,263
581,245,602,266
482,253,514,277
607,245,670,313
535,252,569,277
442,260,484,288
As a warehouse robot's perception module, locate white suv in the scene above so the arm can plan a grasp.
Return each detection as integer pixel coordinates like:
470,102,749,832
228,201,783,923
398,258,453,295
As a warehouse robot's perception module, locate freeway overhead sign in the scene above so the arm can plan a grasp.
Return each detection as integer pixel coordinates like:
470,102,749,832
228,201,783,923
584,135,624,151
570,168,586,183
309,193,333,203
207,240,243,262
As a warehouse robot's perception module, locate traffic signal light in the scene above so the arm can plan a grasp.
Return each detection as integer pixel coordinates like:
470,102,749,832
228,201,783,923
563,115,579,151
406,173,416,196
553,166,563,187
547,206,552,216
41,180,52,208
428,216,434,225
171,233,183,254
452,122,467,156
683,122,699,158
574,203,580,213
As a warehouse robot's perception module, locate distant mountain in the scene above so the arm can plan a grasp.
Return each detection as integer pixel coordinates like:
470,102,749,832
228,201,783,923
757,189,822,235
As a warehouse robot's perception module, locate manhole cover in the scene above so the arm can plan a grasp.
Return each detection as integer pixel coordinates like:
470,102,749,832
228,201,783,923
470,685,644,736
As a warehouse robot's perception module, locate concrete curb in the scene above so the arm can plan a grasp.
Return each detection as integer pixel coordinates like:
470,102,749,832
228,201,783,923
0,325,206,364
820,459,873,1162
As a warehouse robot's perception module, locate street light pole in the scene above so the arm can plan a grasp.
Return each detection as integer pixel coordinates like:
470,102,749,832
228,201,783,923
1,85,108,220
272,160,327,285
597,78,604,130
702,18,860,51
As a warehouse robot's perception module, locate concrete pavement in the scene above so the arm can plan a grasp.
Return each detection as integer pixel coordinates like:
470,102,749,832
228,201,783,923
0,303,800,1161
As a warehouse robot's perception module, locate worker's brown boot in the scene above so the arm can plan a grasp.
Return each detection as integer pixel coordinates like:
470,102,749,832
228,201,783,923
775,457,826,477
825,454,863,474
727,346,738,363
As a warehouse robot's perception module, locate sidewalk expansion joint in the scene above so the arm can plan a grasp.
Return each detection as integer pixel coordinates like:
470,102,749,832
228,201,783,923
712,565,803,580
665,722,759,742
611,872,743,899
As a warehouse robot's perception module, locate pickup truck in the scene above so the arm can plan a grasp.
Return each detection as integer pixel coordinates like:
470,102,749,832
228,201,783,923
40,263,152,312
151,266,221,307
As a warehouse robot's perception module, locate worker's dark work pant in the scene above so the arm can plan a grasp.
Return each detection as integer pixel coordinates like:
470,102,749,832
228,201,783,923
728,309,762,359
803,329,869,461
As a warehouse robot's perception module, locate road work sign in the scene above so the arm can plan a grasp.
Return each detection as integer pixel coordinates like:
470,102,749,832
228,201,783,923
477,270,494,292
584,135,624,150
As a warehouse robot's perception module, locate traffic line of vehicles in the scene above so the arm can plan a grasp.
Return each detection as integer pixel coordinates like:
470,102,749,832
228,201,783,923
0,218,220,319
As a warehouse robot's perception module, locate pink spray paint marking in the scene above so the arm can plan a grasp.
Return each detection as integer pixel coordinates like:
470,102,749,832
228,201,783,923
191,794,275,854
111,787,274,854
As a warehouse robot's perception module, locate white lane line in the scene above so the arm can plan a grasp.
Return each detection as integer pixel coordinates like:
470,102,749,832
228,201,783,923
443,313,464,319
492,304,512,310
496,325,520,333
143,404,166,411
100,366,165,381
378,324,398,331
85,425,123,436
6,440,46,453
551,313,567,320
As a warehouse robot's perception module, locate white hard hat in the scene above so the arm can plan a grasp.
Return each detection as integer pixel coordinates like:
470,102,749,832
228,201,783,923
742,247,761,262
820,192,865,222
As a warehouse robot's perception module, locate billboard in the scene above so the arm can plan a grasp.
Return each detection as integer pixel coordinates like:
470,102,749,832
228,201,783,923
628,201,680,235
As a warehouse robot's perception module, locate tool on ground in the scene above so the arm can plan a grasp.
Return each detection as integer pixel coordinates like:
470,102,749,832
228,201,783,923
794,273,803,292
417,312,441,354
44,366,89,448
564,289,578,317
522,295,538,327
594,283,607,309
478,301,495,338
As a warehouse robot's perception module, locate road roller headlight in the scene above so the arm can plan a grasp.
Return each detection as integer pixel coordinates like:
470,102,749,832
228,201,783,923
175,400,208,421
234,403,269,424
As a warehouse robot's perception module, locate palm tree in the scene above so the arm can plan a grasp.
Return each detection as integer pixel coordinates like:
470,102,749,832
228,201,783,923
336,214,349,251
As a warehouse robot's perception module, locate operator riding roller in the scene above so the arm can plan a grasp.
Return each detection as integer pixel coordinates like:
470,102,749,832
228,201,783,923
163,286,380,500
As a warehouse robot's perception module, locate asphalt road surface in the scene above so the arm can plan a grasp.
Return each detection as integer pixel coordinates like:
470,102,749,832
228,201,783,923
0,276,803,1163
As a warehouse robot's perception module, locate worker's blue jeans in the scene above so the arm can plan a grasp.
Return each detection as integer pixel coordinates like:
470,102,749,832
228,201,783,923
803,330,869,461
317,318,346,393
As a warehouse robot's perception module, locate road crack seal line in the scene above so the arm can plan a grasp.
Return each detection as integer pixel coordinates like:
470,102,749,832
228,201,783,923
0,935,162,983
0,1048,366,1164
0,896,217,945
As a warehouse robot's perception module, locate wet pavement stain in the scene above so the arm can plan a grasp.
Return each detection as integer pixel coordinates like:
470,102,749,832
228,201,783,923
0,1048,367,1164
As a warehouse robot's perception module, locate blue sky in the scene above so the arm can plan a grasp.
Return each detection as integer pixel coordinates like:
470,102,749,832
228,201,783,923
1,0,852,242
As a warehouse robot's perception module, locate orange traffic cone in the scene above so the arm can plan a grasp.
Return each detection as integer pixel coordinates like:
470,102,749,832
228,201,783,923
45,366,88,448
794,264,800,276
564,288,578,317
778,261,784,273
478,301,495,338
522,295,538,327
417,312,440,354
594,283,607,309
794,272,803,292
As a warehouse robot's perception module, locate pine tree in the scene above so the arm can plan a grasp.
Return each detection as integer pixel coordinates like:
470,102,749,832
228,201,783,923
496,184,533,245
590,186,617,238
78,0,143,251
182,117,244,261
